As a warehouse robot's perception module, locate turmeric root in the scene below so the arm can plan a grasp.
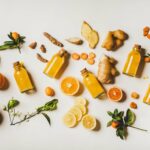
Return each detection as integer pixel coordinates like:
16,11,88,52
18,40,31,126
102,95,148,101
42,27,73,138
98,55,119,84
102,30,128,51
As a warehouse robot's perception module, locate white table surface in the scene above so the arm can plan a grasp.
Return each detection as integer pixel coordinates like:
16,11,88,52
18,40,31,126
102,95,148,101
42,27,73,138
0,0,150,149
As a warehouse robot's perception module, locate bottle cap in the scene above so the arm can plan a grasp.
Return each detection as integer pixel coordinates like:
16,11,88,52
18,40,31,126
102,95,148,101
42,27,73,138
59,49,67,56
81,68,88,75
13,61,20,67
133,44,141,51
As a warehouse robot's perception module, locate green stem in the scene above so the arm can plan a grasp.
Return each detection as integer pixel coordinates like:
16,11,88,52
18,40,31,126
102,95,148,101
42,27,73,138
0,45,18,50
10,111,38,125
129,125,148,132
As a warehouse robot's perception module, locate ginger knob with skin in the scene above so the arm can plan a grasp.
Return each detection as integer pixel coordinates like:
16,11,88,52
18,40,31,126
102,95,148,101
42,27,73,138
98,55,119,84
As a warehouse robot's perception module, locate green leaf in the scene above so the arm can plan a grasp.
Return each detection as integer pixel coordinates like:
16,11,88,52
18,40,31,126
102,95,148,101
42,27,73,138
107,120,112,127
42,113,51,126
124,109,136,126
107,111,113,116
118,111,124,117
8,99,19,109
114,109,118,116
116,126,127,140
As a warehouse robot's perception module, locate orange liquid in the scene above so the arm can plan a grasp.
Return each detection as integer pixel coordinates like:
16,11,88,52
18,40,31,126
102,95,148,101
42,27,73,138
143,85,150,105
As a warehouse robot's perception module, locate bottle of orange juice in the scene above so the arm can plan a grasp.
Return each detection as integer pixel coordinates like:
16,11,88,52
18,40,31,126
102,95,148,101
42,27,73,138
14,61,34,93
43,49,69,79
123,44,142,77
81,68,105,98
143,85,150,105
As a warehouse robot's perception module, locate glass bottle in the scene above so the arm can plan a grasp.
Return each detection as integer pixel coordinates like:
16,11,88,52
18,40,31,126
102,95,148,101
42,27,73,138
143,85,150,105
81,68,105,98
43,49,69,79
123,44,142,77
14,61,34,93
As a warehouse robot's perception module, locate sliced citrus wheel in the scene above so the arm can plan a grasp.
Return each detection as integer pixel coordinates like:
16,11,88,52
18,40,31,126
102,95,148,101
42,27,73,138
82,114,97,130
60,76,80,96
74,104,87,115
107,86,123,102
69,107,82,121
75,97,87,106
63,112,77,128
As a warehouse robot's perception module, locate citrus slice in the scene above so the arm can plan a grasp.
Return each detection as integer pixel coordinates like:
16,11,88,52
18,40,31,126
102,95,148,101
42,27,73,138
107,86,123,102
63,112,77,128
69,107,82,121
82,114,97,130
75,97,87,106
74,104,87,115
60,77,80,96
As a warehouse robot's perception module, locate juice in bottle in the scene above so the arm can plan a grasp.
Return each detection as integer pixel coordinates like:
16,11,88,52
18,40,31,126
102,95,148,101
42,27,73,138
123,44,142,77
143,85,150,104
43,49,69,78
81,68,105,98
14,61,34,93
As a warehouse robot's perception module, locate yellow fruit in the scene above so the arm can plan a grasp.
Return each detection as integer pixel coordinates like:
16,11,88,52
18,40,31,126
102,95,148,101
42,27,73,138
12,32,20,40
60,76,80,96
74,104,87,115
82,114,96,130
69,107,82,121
63,112,77,128
75,97,87,106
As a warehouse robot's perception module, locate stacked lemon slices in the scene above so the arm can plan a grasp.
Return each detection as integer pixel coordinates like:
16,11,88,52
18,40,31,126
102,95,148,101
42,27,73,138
63,97,97,130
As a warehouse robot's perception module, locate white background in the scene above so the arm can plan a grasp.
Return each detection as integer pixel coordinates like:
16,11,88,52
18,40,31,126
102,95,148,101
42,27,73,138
0,0,150,149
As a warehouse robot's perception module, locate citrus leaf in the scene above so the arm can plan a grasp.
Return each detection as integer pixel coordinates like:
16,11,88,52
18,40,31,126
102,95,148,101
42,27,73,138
107,111,113,116
107,120,113,127
42,113,51,126
124,109,136,126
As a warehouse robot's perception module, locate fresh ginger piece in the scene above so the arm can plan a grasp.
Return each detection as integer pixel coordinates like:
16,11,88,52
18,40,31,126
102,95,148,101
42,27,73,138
102,32,115,50
113,30,128,40
98,55,119,84
102,30,128,51
88,30,99,49
66,37,83,45
81,21,99,49
81,21,92,41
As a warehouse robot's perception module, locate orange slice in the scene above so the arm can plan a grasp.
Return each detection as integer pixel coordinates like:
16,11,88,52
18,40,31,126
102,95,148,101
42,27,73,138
60,77,80,96
107,86,123,102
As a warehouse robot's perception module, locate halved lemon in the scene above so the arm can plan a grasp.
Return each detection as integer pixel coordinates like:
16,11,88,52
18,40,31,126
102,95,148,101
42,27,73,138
60,77,80,96
69,107,82,121
74,104,87,115
107,86,123,102
63,112,77,128
82,114,96,130
75,97,87,106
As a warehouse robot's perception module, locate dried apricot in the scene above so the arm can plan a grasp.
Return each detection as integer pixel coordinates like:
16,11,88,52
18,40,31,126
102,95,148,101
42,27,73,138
72,53,80,60
81,53,88,60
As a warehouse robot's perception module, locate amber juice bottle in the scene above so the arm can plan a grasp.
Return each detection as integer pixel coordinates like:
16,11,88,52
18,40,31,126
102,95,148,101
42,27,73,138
43,49,69,79
81,68,105,98
143,85,150,105
14,62,34,93
123,44,142,77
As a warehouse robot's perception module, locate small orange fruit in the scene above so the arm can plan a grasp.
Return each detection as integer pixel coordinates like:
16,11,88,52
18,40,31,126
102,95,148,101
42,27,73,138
60,76,80,96
111,121,120,128
45,86,55,96
87,58,95,65
107,86,123,102
0,73,6,89
88,52,96,59
12,32,20,40
72,53,80,60
81,53,88,60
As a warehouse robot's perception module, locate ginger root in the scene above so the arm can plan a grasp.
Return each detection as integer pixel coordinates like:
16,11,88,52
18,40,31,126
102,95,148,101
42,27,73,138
102,30,128,51
98,55,119,84
81,21,99,49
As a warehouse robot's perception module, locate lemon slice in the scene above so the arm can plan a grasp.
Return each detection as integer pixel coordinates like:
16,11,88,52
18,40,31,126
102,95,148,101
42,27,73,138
69,107,82,121
75,97,88,106
63,112,77,128
82,114,96,130
74,104,87,115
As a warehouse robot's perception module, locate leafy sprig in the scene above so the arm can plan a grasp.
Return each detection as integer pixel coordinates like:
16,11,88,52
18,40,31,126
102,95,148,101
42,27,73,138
0,32,25,53
107,109,147,140
145,53,150,57
3,98,58,126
